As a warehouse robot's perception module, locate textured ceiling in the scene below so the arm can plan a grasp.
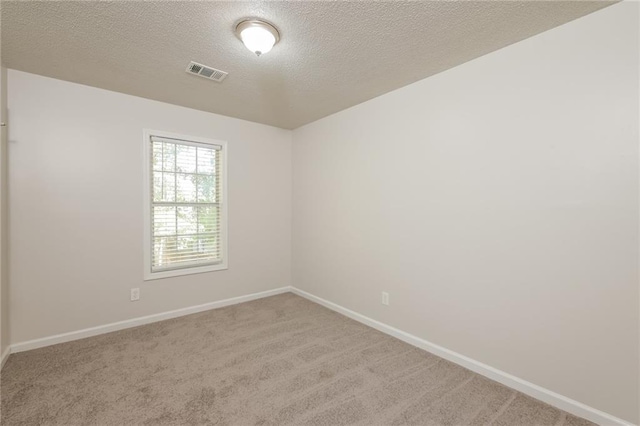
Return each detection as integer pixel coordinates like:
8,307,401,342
1,1,614,129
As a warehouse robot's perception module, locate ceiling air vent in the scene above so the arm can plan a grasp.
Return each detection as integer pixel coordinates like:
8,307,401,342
186,61,228,82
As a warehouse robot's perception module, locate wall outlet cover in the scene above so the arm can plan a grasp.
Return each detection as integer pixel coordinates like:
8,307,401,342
382,292,389,306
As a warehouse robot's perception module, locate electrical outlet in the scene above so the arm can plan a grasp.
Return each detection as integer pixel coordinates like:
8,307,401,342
131,288,140,302
381,292,389,306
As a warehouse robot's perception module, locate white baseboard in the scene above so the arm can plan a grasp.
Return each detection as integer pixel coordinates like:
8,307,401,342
1,345,10,369
11,286,291,354
6,285,635,426
290,287,635,426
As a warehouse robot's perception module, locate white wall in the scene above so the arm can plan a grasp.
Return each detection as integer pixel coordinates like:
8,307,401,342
7,70,292,344
293,3,638,423
1,67,8,361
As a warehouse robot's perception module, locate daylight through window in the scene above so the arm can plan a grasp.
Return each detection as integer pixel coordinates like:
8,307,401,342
148,135,224,274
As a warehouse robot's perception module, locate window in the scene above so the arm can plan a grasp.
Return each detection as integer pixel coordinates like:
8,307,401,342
143,130,227,280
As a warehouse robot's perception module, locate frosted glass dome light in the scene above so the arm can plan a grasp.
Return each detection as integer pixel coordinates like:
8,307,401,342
235,19,280,57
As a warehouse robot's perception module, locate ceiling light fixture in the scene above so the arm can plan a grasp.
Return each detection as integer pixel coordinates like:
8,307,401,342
235,19,280,57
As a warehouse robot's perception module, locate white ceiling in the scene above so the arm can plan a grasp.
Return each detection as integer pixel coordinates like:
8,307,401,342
1,1,614,129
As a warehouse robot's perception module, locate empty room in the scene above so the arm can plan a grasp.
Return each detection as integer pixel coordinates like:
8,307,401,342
0,1,638,425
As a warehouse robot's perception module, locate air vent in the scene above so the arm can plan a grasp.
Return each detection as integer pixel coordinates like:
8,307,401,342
186,61,228,82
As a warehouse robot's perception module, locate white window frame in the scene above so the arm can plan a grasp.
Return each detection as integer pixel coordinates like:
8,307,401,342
143,129,228,280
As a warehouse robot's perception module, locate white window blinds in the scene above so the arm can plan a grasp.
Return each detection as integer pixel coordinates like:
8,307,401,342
149,136,223,272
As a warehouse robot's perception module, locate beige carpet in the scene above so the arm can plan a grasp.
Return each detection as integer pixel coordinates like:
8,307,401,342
1,293,595,426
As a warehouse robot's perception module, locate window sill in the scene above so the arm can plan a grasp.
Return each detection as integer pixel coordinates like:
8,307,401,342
144,262,228,281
